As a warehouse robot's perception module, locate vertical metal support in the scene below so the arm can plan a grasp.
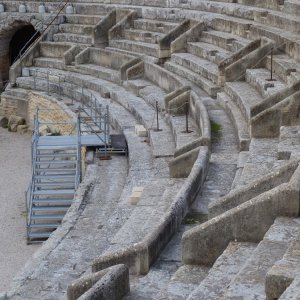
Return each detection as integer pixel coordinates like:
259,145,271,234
58,75,61,97
94,97,97,124
185,101,189,133
270,47,273,81
76,113,82,188
99,104,102,131
156,101,159,131
154,101,162,131
33,69,36,90
267,47,275,82
106,105,110,138
47,69,50,94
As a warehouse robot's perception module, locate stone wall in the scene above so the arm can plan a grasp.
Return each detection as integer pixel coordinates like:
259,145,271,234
28,92,76,134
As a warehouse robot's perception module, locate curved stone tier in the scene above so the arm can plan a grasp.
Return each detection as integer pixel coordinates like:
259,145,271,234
0,0,300,299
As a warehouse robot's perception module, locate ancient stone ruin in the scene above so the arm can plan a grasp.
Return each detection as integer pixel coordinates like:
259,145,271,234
0,0,300,299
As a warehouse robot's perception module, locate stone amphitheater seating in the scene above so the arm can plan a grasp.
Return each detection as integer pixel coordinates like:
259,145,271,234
1,0,300,299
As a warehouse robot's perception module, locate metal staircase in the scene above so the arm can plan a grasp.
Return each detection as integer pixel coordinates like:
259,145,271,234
26,101,123,243
26,109,81,243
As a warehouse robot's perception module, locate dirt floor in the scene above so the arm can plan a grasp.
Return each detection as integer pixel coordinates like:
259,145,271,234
0,128,40,293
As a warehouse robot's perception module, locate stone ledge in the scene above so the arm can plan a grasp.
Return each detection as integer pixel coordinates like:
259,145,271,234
208,159,300,218
67,264,129,300
182,162,300,266
92,146,210,275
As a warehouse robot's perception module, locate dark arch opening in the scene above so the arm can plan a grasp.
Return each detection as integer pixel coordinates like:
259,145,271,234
9,24,40,65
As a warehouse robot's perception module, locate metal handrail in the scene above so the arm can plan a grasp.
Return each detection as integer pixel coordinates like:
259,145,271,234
12,0,70,66
27,111,39,235
31,68,111,147
76,113,82,189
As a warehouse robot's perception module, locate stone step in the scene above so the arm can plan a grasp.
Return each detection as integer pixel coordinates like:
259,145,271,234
53,33,92,44
59,23,93,35
64,14,102,25
278,125,300,159
249,23,300,62
157,265,209,300
284,0,300,16
133,18,178,34
223,217,300,299
127,79,167,111
187,41,232,65
266,227,300,299
2,88,28,98
107,180,183,249
105,46,159,64
224,81,264,122
21,64,174,159
191,103,239,214
279,277,300,300
245,68,287,98
265,54,300,84
254,10,300,34
211,15,253,38
75,64,121,84
170,52,219,84
123,28,164,44
236,137,280,187
34,57,64,69
201,30,250,52
167,115,200,151
39,41,72,58
217,92,250,151
111,90,175,158
188,242,257,300
244,0,284,11
164,62,220,97
126,224,197,300
109,39,161,58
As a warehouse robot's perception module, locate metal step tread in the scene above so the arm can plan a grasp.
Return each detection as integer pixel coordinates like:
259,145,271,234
36,153,77,158
37,145,77,150
35,168,77,173
31,214,65,221
33,198,73,204
29,223,60,229
32,206,70,212
34,174,76,180
28,232,52,239
34,182,75,187
33,189,75,195
34,160,77,165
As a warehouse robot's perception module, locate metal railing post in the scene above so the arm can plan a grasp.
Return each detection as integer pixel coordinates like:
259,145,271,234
47,69,50,94
33,69,36,89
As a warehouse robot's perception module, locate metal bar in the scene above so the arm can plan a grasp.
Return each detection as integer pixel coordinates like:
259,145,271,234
47,69,50,94
270,47,273,81
33,69,36,89
58,75,61,96
156,101,159,131
185,101,189,133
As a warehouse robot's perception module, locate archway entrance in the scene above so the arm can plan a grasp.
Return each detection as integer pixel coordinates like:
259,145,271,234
9,24,40,65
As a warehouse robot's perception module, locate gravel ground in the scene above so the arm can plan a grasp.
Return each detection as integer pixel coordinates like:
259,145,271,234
0,128,40,293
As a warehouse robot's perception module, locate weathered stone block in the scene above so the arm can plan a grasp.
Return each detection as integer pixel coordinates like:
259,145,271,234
0,116,8,128
8,115,25,127
17,124,28,134
129,187,144,205
135,124,148,137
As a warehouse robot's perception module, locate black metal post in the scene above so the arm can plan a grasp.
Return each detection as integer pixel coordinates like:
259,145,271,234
156,101,159,131
270,47,273,81
185,101,189,133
